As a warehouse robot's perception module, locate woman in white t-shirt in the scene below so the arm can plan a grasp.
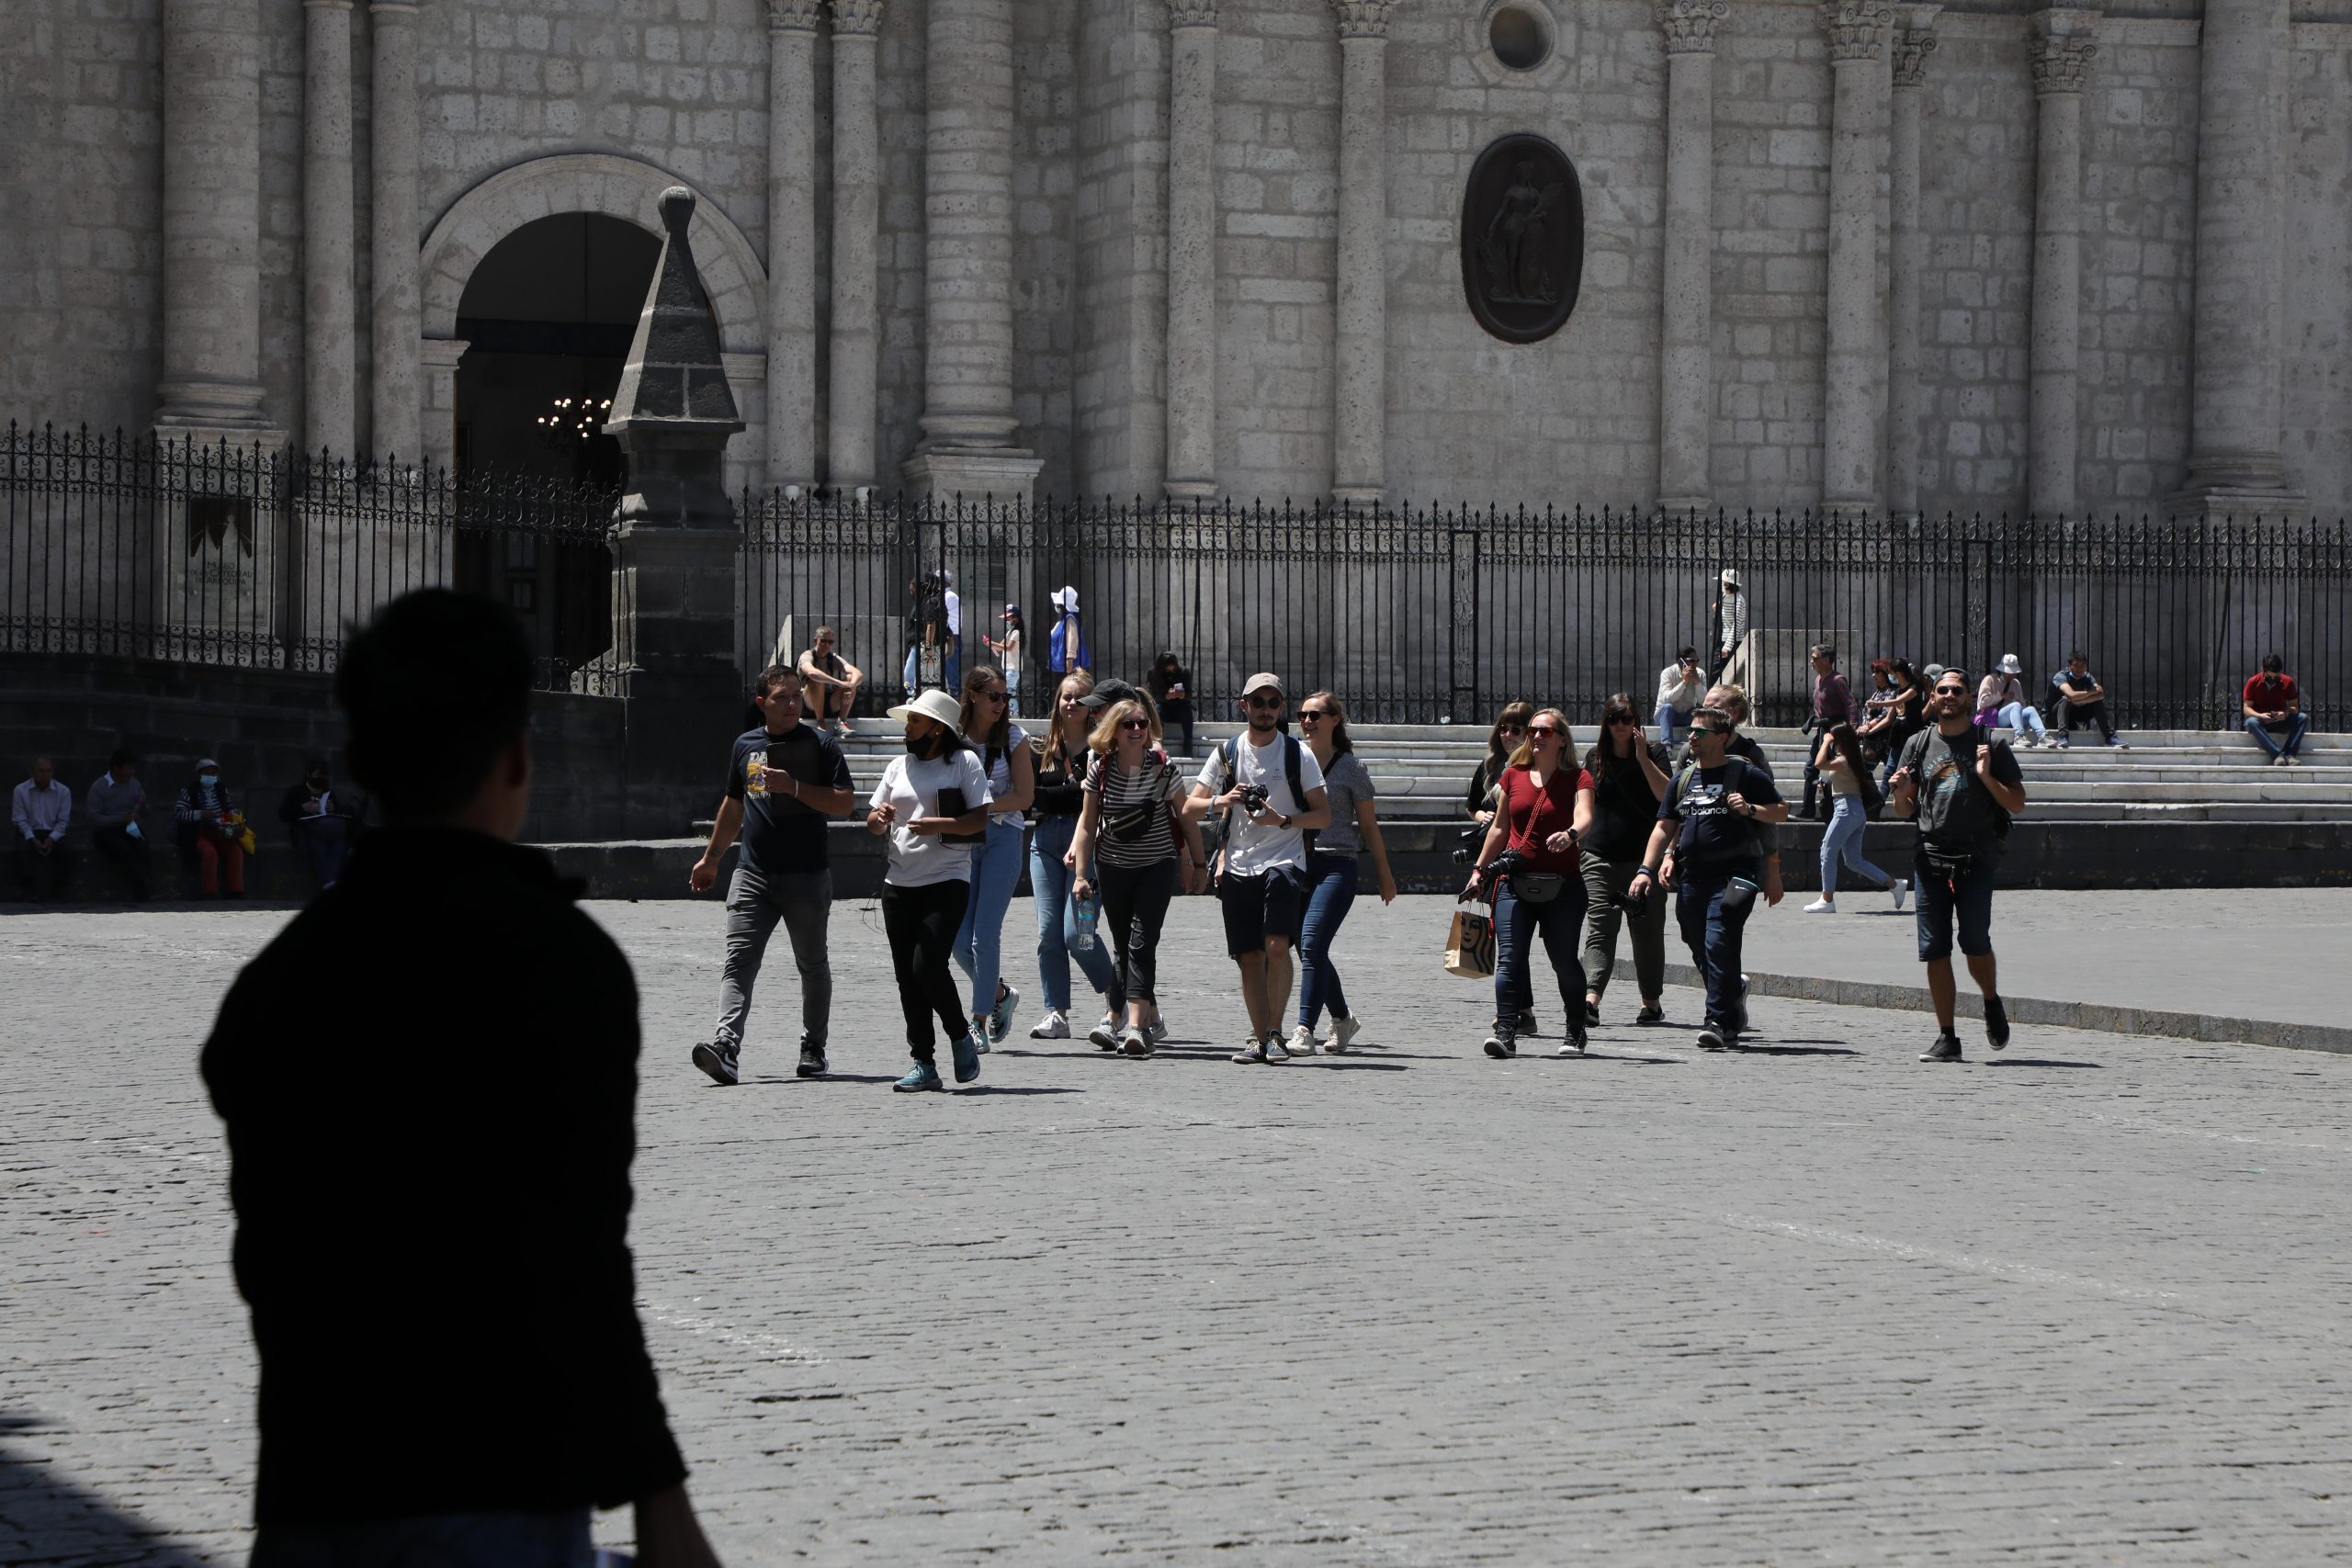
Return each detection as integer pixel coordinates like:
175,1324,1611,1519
867,689,993,1091
950,665,1035,1055
985,604,1026,716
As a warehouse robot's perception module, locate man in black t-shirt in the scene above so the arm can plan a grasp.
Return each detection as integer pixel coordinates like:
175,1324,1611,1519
1633,705,1786,1051
1892,667,2028,1061
690,666,856,1082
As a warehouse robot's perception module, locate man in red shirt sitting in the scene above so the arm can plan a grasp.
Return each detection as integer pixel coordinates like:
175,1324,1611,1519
2242,652,2308,767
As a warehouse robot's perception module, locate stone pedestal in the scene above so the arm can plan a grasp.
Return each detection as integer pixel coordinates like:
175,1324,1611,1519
153,0,281,444
1654,0,1725,514
1331,2,1393,506
368,0,423,464
766,1,821,488
301,0,357,458
1886,8,1937,522
829,1,883,491
1164,0,1219,502
1819,0,1891,517
418,336,467,475
2028,10,2095,520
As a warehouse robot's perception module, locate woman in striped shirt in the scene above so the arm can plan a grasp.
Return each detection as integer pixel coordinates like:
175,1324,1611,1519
1068,694,1207,1057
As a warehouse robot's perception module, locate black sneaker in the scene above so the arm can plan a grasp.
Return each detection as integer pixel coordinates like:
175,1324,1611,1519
1695,1021,1729,1052
797,1044,829,1078
1984,995,2010,1051
692,1041,741,1086
1584,998,1601,1027
1515,1008,1540,1037
1482,1021,1518,1059
1635,1000,1665,1025
1920,1032,1964,1063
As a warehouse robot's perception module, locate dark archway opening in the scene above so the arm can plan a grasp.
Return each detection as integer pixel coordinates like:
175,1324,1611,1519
454,212,660,672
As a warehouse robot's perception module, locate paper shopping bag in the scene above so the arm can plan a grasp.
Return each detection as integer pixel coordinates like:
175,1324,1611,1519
1444,908,1496,979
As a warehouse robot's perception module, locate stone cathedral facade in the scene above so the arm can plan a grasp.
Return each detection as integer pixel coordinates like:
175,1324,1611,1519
2,0,2346,516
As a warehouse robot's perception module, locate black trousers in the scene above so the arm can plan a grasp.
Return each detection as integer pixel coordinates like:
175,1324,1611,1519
882,879,971,1060
13,839,73,899
91,825,150,897
1099,857,1178,1013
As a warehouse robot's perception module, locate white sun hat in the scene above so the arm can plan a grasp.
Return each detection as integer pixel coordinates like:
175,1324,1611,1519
886,688,965,738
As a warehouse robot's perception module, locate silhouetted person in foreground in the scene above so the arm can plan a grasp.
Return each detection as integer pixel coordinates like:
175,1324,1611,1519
200,589,722,1568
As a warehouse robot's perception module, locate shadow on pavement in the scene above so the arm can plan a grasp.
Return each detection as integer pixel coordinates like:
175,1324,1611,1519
741,1074,902,1087
0,1419,217,1567
957,1084,1084,1096
1985,1057,2105,1069
1736,1043,1862,1056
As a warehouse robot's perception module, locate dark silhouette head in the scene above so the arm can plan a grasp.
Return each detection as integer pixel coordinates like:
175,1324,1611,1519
335,590,533,831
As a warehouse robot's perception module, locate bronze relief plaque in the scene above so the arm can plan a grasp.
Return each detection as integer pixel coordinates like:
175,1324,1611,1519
1460,132,1584,344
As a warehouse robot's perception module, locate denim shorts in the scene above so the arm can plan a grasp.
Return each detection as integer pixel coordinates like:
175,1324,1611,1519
1219,865,1305,956
1912,845,1998,961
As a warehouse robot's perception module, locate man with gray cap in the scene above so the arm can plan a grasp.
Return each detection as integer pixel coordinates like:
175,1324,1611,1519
1186,673,1330,1062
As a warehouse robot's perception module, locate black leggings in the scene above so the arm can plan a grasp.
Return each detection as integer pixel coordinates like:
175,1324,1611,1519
1099,857,1178,1013
882,879,971,1060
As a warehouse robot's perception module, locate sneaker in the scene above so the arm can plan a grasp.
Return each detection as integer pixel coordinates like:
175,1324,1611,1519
1555,1025,1587,1058
989,983,1020,1044
969,1015,993,1055
1482,1022,1518,1059
1584,998,1601,1027
2272,754,2290,767
2286,755,2302,768
1736,976,1751,1033
1920,1032,1964,1063
1515,1008,1540,1037
796,1044,828,1078
1262,1034,1293,1062
1089,1016,1123,1052
1287,1024,1319,1056
2055,737,2070,750
951,1031,983,1086
1802,897,1837,914
1984,993,2010,1051
2109,738,2130,750
1635,1000,1665,1025
1231,1037,1270,1065
1891,878,1909,911
1121,1026,1154,1058
894,1061,944,1091
691,1041,741,1086
1029,1010,1071,1040
1144,1016,1170,1045
1695,1021,1729,1052
1328,1014,1362,1053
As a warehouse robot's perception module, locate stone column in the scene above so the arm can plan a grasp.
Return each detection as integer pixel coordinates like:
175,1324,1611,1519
2178,0,2301,513
1164,0,1220,502
2027,12,2094,520
765,1,822,489
368,0,422,464
153,0,279,441
828,0,882,492
418,336,467,475
1331,1,1393,506
301,0,357,457
1654,0,1726,514
901,0,1043,501
1886,7,1936,521
1818,0,1891,516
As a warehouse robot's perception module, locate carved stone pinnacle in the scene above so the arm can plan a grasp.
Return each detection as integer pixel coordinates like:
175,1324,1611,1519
1656,0,1730,55
1819,0,1891,62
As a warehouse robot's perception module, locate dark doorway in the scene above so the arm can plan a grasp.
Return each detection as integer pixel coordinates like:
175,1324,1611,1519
454,212,660,674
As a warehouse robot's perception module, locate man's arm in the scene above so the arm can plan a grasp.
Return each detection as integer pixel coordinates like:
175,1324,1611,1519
796,651,839,688
689,795,745,893
1272,784,1331,832
11,787,31,839
1977,745,2028,815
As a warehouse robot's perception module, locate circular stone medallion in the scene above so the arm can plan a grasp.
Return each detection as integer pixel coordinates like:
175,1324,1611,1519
1460,132,1584,344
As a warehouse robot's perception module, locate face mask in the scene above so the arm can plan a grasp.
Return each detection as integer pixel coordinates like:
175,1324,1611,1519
906,733,938,760
199,773,219,787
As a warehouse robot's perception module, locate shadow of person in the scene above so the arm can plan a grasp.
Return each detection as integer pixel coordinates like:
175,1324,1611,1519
0,1423,220,1566
1984,1058,2105,1069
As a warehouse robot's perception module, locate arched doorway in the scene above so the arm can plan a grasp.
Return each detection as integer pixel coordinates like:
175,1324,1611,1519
452,212,659,671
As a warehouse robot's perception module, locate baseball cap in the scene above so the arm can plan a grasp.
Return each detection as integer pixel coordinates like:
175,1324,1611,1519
1242,671,1283,698
1080,677,1145,712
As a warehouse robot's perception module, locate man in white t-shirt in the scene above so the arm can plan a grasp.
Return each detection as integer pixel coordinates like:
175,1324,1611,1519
1184,672,1331,1063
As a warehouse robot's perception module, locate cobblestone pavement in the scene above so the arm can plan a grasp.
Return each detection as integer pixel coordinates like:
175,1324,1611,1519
6,895,2351,1566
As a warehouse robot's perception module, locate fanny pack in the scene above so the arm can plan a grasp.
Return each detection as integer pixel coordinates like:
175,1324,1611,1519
1510,870,1566,904
1920,844,1977,880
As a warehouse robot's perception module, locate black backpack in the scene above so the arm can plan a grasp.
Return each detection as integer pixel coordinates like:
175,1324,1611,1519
1204,733,1316,876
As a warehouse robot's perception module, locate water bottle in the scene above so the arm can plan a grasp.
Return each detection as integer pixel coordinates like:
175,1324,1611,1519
1072,888,1101,952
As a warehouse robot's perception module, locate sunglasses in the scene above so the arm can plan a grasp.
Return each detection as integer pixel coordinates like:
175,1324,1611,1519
817,637,834,645
1246,694,1283,708
1117,716,1151,732
1298,710,1328,722
981,689,1009,702
1607,716,1637,726
1528,725,1562,739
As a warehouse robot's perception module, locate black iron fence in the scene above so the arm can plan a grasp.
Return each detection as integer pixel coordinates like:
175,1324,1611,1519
8,423,2348,731
0,423,626,692
741,495,2352,732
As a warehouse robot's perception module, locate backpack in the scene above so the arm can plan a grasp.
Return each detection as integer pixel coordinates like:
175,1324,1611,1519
1204,732,1315,879
1668,760,1771,857
1895,728,2012,841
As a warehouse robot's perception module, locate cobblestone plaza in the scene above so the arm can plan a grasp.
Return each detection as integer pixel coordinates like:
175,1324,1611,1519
6,893,2350,1564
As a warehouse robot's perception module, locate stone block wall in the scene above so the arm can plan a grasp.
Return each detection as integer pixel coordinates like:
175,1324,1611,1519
1071,0,1168,500
2286,26,2352,513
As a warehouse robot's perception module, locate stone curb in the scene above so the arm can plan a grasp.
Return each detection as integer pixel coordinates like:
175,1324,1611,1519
1621,957,2352,1055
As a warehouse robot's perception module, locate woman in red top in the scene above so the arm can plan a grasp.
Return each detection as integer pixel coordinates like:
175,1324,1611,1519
1462,707,1596,1058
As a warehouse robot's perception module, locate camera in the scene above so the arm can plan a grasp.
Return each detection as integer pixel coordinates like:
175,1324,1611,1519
1238,784,1269,814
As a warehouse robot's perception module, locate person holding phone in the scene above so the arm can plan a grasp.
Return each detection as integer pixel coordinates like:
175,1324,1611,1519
1631,705,1786,1051
868,689,993,1091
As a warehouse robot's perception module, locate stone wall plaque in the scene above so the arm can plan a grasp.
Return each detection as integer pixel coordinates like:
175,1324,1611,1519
1460,133,1584,344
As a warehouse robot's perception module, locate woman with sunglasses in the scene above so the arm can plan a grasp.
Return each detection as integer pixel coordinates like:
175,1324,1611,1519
1024,670,1118,1039
1068,695,1206,1055
1287,691,1397,1055
1464,701,1535,829
1462,708,1595,1058
949,666,1035,1055
1578,694,1671,1027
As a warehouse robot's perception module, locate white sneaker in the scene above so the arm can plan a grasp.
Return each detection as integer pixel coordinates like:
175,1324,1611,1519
1089,1015,1123,1051
2273,754,2290,766
1262,1034,1293,1062
1891,878,1909,911
969,1015,993,1055
1287,1024,1318,1055
1144,1016,1169,1045
1029,1010,1070,1039
1328,1014,1363,1053
2286,755,2303,768
1802,898,1836,914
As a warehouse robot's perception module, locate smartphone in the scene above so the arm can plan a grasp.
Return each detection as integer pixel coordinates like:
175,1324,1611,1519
1722,875,1761,911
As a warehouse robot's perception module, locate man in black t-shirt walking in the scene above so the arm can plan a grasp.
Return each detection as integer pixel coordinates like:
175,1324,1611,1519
691,665,856,1082
1891,667,2028,1062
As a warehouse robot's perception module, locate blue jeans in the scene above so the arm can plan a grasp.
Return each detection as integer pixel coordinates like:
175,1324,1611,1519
251,1509,592,1568
1997,699,2047,742
1028,816,1115,1010
953,820,1026,1017
1817,794,1894,895
2245,712,2308,759
1913,846,1998,961
1654,701,1684,750
1492,874,1589,1022
1675,863,1760,1027
1297,853,1360,1029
